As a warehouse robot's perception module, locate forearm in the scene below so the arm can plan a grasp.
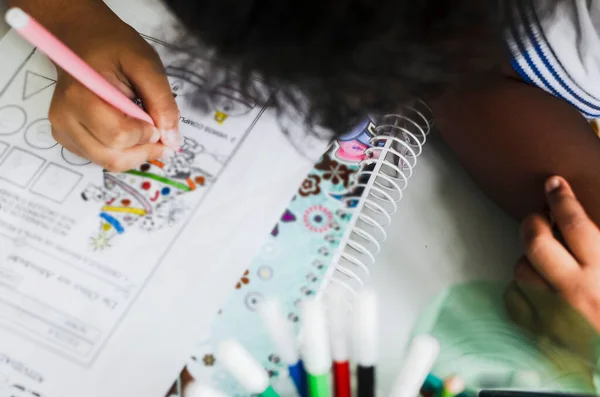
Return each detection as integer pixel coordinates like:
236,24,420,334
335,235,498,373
432,76,600,225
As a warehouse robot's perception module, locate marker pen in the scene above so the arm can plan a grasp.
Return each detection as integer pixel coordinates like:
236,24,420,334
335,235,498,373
353,289,378,397
301,299,332,397
218,339,281,397
327,286,352,397
388,335,440,397
259,298,307,397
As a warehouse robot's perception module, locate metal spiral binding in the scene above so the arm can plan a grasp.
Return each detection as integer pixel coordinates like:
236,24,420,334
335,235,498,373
320,100,433,298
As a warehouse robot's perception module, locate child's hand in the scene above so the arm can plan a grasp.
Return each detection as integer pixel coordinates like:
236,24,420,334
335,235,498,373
515,176,600,333
41,1,181,171
505,176,600,364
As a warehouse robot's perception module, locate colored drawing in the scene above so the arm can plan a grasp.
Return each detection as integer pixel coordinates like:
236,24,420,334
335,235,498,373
303,205,332,233
270,209,297,237
83,138,210,250
331,117,376,163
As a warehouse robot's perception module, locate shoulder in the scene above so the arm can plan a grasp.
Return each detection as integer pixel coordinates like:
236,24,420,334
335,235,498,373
507,0,600,119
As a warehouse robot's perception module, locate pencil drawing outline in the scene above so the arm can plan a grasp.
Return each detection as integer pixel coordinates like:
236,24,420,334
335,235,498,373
30,162,83,204
61,146,91,166
24,118,57,150
0,105,27,136
0,147,46,188
22,70,56,101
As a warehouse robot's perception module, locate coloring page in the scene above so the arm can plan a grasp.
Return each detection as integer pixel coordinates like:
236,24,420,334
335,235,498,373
0,34,269,367
0,15,325,397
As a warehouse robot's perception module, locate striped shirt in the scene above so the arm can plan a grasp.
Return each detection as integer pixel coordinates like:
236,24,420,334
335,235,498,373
507,1,600,121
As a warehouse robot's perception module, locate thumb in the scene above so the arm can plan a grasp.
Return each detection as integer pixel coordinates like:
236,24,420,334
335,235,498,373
123,52,182,150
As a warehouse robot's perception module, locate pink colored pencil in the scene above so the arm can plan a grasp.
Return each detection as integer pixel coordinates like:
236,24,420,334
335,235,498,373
5,8,155,125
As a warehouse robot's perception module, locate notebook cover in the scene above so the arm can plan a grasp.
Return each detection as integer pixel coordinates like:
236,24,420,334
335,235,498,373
183,121,376,396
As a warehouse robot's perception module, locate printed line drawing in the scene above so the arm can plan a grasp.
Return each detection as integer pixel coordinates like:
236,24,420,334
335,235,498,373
0,141,9,158
166,65,207,96
22,70,56,101
0,48,36,98
30,163,83,204
24,118,57,149
181,137,229,168
210,84,257,124
61,146,91,166
161,48,257,125
81,137,209,251
0,105,27,135
0,33,271,367
0,147,45,188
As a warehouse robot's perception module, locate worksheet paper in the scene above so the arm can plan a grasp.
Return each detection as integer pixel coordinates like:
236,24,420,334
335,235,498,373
0,1,325,396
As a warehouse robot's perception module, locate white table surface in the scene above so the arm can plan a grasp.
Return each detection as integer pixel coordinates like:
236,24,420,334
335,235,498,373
0,2,521,392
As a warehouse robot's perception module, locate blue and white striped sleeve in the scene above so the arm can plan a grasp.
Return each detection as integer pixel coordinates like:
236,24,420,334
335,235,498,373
506,0,600,120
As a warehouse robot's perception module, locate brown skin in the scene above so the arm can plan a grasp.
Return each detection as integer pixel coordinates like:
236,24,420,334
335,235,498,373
505,177,600,364
7,0,181,172
432,75,600,225
517,177,600,333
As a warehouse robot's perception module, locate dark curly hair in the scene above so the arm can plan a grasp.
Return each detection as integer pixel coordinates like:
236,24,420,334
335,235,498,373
161,0,520,138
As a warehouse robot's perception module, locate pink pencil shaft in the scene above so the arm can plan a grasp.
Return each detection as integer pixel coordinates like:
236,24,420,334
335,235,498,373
13,11,154,125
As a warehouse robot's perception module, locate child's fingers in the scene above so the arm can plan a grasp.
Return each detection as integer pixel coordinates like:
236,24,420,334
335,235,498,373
79,96,159,148
545,176,600,265
55,119,164,172
52,130,87,160
122,50,182,150
514,256,552,289
52,121,117,170
520,213,580,293
61,81,160,149
121,143,170,170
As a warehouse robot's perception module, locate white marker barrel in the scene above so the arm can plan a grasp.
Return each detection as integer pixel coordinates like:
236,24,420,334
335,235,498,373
353,288,378,367
326,285,351,362
389,334,440,397
259,298,299,365
184,382,230,397
301,298,331,375
218,339,269,394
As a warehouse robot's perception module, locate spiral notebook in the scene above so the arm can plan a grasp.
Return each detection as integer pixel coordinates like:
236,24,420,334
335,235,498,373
183,104,434,396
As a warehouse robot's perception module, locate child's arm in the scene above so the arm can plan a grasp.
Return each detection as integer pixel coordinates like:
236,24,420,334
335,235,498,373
6,0,181,171
432,76,600,225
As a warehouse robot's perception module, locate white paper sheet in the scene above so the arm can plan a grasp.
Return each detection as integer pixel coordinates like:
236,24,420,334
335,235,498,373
0,1,326,396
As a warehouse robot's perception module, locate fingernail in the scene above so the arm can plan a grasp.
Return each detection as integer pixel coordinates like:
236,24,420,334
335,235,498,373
545,176,561,194
160,147,175,162
161,129,182,150
150,128,161,143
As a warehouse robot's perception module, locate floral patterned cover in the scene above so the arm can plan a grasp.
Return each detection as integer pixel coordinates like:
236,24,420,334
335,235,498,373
182,119,377,396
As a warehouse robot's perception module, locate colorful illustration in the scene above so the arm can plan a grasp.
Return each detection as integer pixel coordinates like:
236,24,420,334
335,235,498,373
303,205,333,233
82,137,210,251
331,117,376,163
185,142,361,395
